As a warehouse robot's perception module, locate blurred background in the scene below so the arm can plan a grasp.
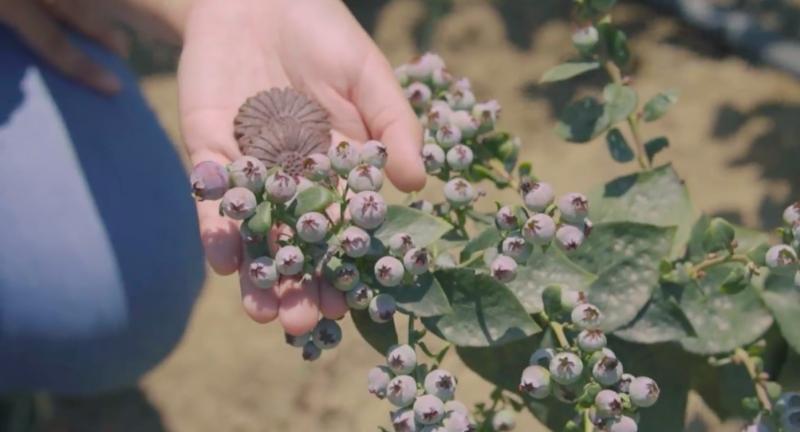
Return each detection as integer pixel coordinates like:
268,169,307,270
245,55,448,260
42,0,800,430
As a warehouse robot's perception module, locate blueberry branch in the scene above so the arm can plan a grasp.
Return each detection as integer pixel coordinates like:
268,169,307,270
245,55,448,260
583,409,594,432
690,253,752,278
535,312,571,349
601,59,649,171
733,348,773,412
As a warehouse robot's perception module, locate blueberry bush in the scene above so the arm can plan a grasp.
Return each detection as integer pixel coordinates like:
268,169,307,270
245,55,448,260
188,1,800,430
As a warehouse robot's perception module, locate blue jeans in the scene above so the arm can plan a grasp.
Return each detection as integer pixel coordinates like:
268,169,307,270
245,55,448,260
0,27,205,395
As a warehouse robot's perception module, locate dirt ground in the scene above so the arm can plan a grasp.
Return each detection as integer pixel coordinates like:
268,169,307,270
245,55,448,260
117,1,800,431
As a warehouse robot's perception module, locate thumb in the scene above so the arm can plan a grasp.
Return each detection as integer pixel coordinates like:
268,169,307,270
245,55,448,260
353,49,426,192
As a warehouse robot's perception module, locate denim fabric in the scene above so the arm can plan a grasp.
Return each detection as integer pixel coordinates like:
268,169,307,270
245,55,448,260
0,27,204,395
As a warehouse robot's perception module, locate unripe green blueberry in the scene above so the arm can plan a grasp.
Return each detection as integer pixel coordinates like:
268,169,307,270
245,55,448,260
522,214,556,245
501,236,532,263
265,171,298,203
248,256,278,289
368,366,393,399
302,341,322,361
472,100,501,131
550,352,584,385
530,347,556,367
595,389,623,417
348,191,387,230
387,375,418,408
414,394,445,425
221,187,258,220
404,248,431,276
422,144,446,173
491,409,516,431
431,67,453,90
572,303,603,329
312,318,342,350
592,354,624,386
190,160,229,201
345,283,373,310
229,156,267,193
427,101,453,131
275,245,305,275
519,365,551,399
558,193,589,224
424,369,457,401
339,226,371,258
348,164,384,192
608,415,638,432
766,244,797,268
784,202,800,225
407,52,445,81
629,376,660,408
447,88,476,111
435,124,462,149
491,254,518,283
389,233,416,257
556,225,585,251
572,26,599,52
302,153,332,181
446,144,473,171
406,82,432,109
522,181,554,212
577,329,607,353
449,110,479,138
285,332,311,348
443,178,476,208
329,140,359,176
391,408,417,432
369,293,397,323
617,373,635,394
495,206,519,230
375,256,406,287
360,140,388,168
296,212,330,243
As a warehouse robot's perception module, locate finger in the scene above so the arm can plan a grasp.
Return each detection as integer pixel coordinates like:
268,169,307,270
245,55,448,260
277,275,320,336
267,223,295,256
192,151,242,275
43,0,129,57
239,260,279,323
319,278,348,320
353,49,426,192
6,3,121,94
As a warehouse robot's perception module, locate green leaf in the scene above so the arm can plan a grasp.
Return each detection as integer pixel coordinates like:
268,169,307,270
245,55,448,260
569,222,676,330
588,164,695,258
760,267,800,353
351,308,397,356
602,84,638,125
374,205,453,248
644,137,669,164
506,247,596,314
680,264,773,354
293,185,335,216
421,269,541,347
642,89,679,122
381,273,452,318
604,27,630,68
539,62,600,83
702,217,736,253
608,339,692,432
554,97,610,143
614,282,696,343
687,216,770,261
605,128,634,163
246,202,273,234
460,227,502,262
591,0,617,11
720,266,748,294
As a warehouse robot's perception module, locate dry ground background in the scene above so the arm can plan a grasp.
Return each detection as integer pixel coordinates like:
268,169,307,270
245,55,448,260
78,0,800,430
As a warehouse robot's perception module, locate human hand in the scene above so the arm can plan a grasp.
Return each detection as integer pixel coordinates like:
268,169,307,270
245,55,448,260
178,0,426,334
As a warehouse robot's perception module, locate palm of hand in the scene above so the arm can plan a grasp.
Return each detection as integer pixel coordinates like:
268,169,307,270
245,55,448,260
178,0,424,335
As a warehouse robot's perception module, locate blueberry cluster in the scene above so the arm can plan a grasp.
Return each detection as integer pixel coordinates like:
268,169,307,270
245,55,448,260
519,296,658,432
368,344,474,432
744,392,800,432
765,202,800,282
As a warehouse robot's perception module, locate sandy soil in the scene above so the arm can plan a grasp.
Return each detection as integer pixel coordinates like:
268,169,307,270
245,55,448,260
122,1,800,431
